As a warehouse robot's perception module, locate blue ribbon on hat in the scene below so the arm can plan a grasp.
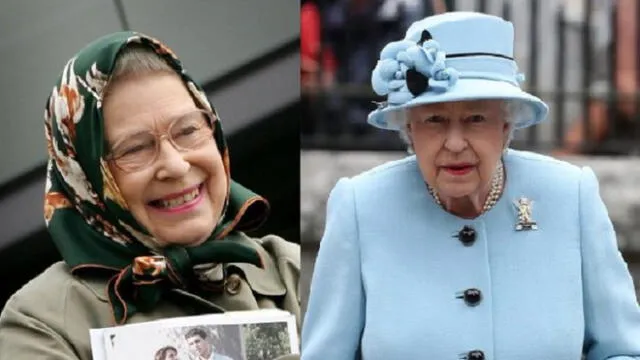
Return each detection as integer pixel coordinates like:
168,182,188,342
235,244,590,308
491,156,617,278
371,37,459,105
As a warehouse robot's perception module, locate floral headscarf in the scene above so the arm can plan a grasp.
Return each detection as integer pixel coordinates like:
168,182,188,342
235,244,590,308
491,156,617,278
44,32,270,324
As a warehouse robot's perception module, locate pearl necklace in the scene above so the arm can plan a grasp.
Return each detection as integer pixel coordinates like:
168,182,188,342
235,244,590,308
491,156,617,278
428,160,505,214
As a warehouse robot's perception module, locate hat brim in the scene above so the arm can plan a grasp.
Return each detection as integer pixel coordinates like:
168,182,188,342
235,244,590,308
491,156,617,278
367,78,548,131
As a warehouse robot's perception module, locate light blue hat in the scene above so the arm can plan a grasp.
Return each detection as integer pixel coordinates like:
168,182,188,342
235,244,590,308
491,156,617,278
368,12,548,131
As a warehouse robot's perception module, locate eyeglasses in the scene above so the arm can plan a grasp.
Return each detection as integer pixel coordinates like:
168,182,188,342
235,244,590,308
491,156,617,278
105,109,215,173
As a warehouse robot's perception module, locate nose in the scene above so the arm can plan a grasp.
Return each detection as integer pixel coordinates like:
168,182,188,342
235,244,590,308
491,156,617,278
443,125,468,153
155,139,190,179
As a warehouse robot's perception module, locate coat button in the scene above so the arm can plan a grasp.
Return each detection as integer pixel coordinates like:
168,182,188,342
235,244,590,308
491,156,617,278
466,350,485,359
456,225,476,246
457,288,482,306
225,274,242,295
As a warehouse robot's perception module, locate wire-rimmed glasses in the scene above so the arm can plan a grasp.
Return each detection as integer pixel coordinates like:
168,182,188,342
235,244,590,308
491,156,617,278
104,109,215,173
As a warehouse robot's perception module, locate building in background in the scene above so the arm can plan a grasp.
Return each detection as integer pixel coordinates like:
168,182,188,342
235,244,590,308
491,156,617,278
300,0,640,313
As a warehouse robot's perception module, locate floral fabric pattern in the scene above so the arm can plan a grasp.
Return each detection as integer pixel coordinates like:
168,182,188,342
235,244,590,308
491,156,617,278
371,35,459,105
43,31,270,324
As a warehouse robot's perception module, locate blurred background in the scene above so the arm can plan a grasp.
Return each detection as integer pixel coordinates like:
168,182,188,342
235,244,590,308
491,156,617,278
301,0,640,313
0,1,299,309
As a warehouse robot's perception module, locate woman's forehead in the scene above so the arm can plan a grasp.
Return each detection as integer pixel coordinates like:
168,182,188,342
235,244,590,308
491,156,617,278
102,73,198,137
104,106,199,139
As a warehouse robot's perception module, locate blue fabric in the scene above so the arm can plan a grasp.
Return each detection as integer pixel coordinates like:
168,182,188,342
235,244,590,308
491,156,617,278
302,149,640,359
368,12,549,131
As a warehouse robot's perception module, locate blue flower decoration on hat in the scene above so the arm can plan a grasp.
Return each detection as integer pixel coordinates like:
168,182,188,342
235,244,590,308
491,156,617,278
372,30,459,105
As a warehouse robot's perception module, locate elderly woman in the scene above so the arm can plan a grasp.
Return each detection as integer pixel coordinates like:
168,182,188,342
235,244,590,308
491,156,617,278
0,32,300,359
301,12,640,360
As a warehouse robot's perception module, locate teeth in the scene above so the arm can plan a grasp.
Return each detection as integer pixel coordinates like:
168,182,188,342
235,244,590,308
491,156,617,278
159,188,200,208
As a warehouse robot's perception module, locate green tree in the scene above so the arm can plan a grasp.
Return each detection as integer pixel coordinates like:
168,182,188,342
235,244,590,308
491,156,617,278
243,323,290,360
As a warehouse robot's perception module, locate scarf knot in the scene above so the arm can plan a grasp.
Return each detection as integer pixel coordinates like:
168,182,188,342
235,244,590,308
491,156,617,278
107,237,264,324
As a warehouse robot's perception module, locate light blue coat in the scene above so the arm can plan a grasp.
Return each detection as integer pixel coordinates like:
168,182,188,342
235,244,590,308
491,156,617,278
302,149,640,359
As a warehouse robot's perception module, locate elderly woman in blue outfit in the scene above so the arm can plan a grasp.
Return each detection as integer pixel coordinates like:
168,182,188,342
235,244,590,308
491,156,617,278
301,12,640,360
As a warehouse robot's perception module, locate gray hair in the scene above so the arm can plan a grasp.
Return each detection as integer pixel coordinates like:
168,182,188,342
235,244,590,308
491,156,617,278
104,43,175,98
391,99,532,154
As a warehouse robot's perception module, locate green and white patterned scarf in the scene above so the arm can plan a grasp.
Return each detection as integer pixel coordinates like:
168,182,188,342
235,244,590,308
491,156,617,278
44,32,269,324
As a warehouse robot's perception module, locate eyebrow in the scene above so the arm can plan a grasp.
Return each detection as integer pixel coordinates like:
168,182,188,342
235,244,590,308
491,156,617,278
108,129,152,148
107,108,204,146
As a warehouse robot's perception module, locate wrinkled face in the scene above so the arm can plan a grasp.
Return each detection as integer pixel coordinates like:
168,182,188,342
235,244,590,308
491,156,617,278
187,335,212,357
103,72,227,247
164,349,177,360
406,100,510,200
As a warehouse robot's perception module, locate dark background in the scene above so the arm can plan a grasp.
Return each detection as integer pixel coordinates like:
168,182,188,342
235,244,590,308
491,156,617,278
0,1,299,310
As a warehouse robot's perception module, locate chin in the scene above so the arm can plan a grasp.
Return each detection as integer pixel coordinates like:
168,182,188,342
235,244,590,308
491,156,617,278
153,223,215,247
438,183,479,199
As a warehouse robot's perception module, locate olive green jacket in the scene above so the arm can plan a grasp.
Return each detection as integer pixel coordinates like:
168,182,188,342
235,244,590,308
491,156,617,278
0,234,300,360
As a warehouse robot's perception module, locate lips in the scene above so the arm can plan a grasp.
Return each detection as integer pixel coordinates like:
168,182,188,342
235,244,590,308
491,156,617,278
442,164,474,176
148,184,203,209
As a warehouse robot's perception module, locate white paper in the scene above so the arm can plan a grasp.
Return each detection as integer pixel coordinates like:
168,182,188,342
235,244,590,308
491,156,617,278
90,309,298,360
89,328,108,360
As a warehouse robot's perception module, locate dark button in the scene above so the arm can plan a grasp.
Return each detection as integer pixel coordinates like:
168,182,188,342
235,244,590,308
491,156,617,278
457,288,482,306
225,274,242,295
467,350,485,360
456,225,476,246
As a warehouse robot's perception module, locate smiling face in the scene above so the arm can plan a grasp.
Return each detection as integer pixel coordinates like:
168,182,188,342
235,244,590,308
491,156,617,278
164,349,177,360
406,100,510,203
102,72,227,247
